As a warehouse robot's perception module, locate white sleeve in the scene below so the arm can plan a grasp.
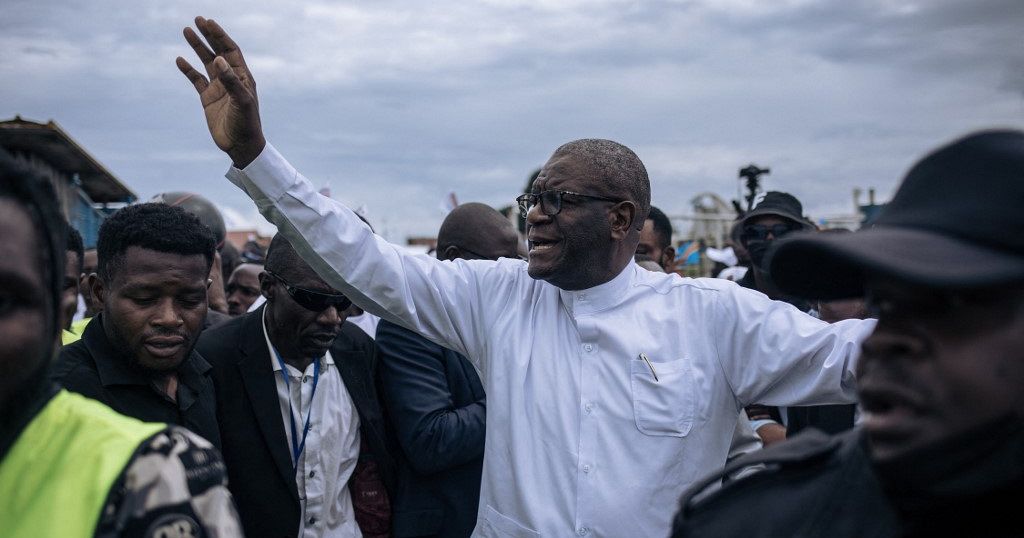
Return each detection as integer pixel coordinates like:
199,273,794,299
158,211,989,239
225,143,512,362
711,283,876,407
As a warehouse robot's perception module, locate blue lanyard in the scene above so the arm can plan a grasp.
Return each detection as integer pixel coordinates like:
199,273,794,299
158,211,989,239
274,350,321,466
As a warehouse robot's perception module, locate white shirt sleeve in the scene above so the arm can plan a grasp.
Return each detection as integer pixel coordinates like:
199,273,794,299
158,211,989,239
711,282,877,407
225,143,511,363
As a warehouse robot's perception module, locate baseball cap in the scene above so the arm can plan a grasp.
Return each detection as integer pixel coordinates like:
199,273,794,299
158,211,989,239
768,130,1024,300
740,191,815,230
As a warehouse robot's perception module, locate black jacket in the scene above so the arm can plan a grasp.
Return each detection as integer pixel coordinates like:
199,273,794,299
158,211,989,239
52,313,221,449
196,306,394,538
375,319,486,538
672,427,1022,538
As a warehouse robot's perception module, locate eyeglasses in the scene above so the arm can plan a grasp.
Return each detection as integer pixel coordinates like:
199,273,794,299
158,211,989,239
516,190,622,218
742,223,797,242
265,270,352,312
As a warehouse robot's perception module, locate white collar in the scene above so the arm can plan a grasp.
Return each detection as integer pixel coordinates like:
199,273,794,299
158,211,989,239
557,262,637,316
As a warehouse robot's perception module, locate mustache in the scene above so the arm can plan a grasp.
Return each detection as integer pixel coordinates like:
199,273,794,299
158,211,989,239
141,329,191,340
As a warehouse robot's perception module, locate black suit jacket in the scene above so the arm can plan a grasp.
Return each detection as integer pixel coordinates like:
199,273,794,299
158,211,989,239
375,319,486,538
196,306,394,538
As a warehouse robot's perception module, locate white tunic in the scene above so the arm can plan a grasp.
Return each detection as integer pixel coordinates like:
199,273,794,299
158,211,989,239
229,144,876,538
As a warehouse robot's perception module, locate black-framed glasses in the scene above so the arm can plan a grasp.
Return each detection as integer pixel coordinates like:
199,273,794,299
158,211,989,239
265,270,352,312
516,190,622,218
742,223,797,242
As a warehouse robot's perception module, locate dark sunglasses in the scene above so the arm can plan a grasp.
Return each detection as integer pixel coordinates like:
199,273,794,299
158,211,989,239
265,270,352,312
742,223,797,242
515,190,622,218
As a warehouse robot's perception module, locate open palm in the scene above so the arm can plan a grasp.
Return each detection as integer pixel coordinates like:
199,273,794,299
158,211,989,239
176,16,265,167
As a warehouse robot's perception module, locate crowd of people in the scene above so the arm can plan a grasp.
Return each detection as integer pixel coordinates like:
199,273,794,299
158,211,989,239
0,14,1021,538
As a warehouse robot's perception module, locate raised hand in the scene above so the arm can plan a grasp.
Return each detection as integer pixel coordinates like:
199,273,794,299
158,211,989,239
176,16,266,168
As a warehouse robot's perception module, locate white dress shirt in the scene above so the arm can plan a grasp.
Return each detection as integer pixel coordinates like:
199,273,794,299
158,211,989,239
232,144,876,538
263,308,362,537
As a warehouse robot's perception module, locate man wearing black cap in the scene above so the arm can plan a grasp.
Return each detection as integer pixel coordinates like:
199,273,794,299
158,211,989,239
671,130,1024,538
736,191,816,307
736,192,838,445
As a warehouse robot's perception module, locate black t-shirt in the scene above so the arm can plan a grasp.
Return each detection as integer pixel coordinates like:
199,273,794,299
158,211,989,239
51,314,221,449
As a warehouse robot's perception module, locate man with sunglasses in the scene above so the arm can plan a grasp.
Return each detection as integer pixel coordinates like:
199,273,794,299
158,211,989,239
734,192,844,446
673,130,1024,538
197,234,394,538
178,17,874,537
736,191,816,305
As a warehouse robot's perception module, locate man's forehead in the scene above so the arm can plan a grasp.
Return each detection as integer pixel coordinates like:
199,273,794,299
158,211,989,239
537,153,589,187
277,266,338,294
230,264,263,282
115,247,209,283
747,214,793,227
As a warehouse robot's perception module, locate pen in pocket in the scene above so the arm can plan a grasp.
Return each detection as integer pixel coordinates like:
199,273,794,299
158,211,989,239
638,352,659,382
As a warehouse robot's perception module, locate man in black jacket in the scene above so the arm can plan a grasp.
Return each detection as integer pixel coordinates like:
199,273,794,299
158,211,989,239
53,203,221,448
197,234,394,538
376,203,520,538
672,130,1024,538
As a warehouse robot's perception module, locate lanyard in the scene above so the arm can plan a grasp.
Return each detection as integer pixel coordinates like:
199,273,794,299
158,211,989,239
274,350,321,466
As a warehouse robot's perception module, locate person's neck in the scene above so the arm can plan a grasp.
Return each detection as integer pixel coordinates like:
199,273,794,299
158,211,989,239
752,267,783,299
264,308,315,371
279,348,314,372
0,365,58,461
154,373,179,402
267,329,314,372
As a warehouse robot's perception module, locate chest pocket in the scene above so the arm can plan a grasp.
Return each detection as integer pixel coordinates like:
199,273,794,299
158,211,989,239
630,357,695,437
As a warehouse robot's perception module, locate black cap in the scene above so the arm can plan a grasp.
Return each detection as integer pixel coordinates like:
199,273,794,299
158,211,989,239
741,191,814,230
768,129,1024,300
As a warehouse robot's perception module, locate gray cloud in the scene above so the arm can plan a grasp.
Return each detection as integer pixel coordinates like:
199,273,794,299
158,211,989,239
2,0,1021,239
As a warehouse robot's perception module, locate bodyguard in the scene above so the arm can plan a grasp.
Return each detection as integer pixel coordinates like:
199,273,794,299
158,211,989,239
672,130,1024,538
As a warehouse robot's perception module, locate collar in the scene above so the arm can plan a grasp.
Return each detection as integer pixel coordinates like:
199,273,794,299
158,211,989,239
84,313,211,389
261,306,334,375
558,262,637,316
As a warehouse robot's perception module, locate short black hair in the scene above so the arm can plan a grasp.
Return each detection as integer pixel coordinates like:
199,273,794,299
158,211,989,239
97,203,216,282
65,224,84,274
264,234,309,281
0,149,65,345
553,139,651,228
646,206,673,250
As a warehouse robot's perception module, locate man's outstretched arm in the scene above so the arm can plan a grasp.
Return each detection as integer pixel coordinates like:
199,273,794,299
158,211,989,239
175,17,508,362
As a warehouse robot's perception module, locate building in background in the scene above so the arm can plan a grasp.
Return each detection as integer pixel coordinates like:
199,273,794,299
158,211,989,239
0,116,136,247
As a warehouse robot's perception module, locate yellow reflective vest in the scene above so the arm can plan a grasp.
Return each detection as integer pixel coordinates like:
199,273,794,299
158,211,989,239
0,390,165,538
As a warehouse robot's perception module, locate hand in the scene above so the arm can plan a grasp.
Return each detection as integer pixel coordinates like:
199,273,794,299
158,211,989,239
755,423,788,447
176,16,266,168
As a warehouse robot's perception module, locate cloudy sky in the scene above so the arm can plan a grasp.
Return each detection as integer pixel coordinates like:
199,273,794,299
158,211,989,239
3,0,1022,240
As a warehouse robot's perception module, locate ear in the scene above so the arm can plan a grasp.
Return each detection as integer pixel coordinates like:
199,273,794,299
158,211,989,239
89,274,107,309
440,245,460,261
608,201,638,240
661,246,676,269
258,272,274,300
